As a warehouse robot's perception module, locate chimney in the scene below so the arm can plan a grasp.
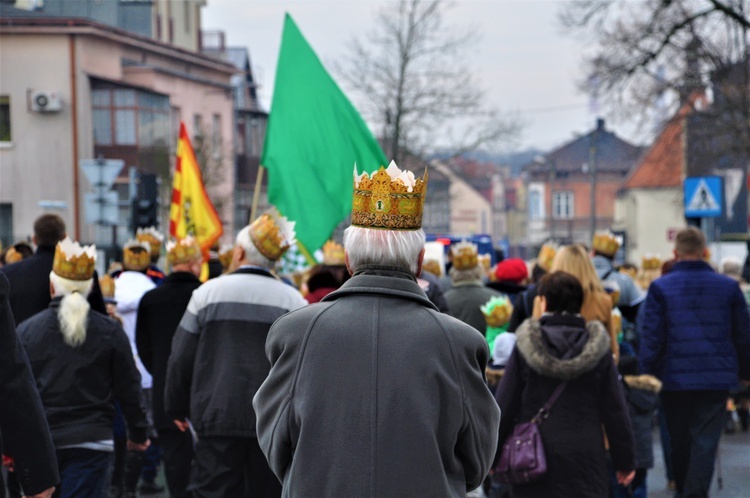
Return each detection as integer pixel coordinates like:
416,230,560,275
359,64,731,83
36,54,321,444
596,118,605,131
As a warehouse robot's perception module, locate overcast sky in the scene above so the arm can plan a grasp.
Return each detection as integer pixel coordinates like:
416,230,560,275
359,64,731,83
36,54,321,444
202,0,647,153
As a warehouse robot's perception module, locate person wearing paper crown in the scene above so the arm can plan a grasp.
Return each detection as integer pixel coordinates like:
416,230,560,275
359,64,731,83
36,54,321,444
254,161,500,496
16,237,149,498
444,241,504,333
304,240,350,304
165,208,306,497
136,227,167,285
134,237,203,498
591,230,643,321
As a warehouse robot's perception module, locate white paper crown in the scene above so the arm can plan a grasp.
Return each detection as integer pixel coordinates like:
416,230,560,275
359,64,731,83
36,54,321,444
53,237,97,280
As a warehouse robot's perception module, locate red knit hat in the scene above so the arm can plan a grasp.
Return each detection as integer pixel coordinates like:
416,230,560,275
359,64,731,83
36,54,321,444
494,258,528,283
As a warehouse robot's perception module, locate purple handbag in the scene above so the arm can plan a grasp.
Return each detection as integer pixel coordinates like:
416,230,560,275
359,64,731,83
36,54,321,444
494,382,567,485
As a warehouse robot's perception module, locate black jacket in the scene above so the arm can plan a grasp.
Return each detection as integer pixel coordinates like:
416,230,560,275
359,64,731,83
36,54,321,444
136,271,202,430
507,285,538,333
495,315,635,498
1,245,106,325
17,300,148,447
0,273,58,497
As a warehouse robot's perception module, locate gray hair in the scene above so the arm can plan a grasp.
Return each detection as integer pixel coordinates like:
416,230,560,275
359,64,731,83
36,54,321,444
235,225,275,269
343,226,425,275
720,256,742,281
49,272,93,347
450,265,485,284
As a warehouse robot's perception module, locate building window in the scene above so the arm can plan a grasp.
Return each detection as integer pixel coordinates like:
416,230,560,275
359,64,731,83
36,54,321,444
0,203,12,248
193,114,203,141
0,96,11,142
92,87,170,147
529,190,542,220
553,191,574,220
212,113,221,158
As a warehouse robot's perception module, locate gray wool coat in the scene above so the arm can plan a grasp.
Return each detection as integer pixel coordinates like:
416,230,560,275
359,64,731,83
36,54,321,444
253,266,501,497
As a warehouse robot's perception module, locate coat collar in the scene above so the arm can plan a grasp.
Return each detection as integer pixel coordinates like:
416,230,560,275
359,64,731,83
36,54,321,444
515,317,610,381
672,260,714,272
163,271,201,285
323,266,438,311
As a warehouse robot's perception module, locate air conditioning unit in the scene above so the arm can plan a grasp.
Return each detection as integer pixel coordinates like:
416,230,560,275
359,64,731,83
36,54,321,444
31,91,62,113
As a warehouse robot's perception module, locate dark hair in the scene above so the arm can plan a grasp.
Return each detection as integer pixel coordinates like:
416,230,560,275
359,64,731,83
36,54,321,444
537,271,584,314
660,258,677,276
33,214,66,247
617,355,639,377
530,263,547,284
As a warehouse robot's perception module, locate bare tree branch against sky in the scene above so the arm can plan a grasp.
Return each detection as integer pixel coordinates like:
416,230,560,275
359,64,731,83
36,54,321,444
203,0,645,152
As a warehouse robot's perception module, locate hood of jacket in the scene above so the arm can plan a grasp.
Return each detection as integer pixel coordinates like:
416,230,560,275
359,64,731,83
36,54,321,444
623,374,662,393
516,315,610,381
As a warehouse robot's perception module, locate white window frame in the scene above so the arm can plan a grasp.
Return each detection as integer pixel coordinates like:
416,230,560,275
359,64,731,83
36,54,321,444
552,191,574,220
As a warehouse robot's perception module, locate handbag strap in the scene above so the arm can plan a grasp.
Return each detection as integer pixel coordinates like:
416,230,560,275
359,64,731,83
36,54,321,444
531,382,567,424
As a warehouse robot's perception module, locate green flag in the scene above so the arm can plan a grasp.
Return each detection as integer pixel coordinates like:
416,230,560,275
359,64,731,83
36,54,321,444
261,14,388,254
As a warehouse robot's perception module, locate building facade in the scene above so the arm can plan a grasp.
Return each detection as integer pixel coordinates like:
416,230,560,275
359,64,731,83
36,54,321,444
0,7,235,253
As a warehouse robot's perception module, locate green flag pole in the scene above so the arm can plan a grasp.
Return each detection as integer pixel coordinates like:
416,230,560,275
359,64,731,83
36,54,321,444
296,240,317,267
250,165,265,223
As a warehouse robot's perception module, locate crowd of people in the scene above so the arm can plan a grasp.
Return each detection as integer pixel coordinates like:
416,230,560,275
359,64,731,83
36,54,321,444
1,160,749,498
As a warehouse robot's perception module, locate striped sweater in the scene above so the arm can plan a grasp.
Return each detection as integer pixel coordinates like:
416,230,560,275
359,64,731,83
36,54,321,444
165,267,307,437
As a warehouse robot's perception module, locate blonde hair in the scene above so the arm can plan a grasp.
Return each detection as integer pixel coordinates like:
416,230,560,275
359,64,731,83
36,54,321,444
49,272,93,347
550,244,603,297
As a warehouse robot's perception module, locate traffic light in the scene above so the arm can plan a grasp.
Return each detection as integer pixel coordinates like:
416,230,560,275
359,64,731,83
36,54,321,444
131,173,159,232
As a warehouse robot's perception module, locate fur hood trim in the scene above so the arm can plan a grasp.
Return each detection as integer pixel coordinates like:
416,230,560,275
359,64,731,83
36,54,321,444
624,374,662,393
516,318,611,381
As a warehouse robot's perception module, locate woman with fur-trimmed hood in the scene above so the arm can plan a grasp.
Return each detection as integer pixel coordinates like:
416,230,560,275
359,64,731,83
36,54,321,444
494,271,635,498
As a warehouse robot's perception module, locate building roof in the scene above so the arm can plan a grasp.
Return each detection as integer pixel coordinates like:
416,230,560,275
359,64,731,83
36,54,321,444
622,117,684,189
524,119,644,176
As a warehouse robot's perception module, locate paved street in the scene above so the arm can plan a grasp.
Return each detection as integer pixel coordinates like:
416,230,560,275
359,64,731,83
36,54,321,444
648,426,750,497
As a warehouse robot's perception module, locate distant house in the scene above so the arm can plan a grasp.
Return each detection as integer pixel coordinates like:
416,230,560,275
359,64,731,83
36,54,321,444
429,160,494,238
523,119,643,249
615,104,692,264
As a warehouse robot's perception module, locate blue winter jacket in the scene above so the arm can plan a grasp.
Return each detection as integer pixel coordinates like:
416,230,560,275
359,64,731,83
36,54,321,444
638,260,750,391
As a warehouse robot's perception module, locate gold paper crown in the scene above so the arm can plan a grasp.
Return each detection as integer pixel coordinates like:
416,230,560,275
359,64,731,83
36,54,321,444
218,244,234,270
136,227,164,257
249,208,296,261
167,237,202,266
352,161,428,230
478,254,492,272
53,237,96,281
641,255,662,271
122,239,151,271
592,230,622,257
537,242,558,271
5,246,22,264
99,274,115,298
452,241,479,271
481,296,513,328
322,240,345,266
422,258,443,277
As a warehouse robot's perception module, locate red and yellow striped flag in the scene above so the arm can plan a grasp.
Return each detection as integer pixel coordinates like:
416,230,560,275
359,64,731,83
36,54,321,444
169,122,223,255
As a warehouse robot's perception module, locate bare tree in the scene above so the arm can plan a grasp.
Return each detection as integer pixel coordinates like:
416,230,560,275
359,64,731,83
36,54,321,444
559,0,750,157
337,0,519,163
191,124,230,214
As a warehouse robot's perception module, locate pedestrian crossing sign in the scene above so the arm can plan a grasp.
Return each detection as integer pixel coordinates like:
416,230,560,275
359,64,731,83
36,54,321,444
684,176,723,218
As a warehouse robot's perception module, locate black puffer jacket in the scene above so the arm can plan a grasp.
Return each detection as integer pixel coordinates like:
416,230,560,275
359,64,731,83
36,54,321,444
17,299,147,447
622,375,661,469
494,315,635,498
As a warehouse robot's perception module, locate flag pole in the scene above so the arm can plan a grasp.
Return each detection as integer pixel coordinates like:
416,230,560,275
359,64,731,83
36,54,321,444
250,165,265,223
296,240,317,266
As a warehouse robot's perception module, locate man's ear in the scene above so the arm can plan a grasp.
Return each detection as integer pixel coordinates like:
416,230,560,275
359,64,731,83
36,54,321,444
232,246,244,267
345,252,353,276
49,281,55,298
416,248,425,277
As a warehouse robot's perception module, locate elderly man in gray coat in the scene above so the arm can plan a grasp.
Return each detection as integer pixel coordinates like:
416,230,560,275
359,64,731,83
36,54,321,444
254,162,500,497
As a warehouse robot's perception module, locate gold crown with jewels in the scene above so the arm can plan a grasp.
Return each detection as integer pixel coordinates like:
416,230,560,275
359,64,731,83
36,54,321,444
249,208,296,261
322,240,345,266
122,239,151,271
53,237,97,281
167,237,202,266
641,255,662,271
537,242,558,271
136,227,164,257
452,241,479,271
592,230,622,257
481,296,513,328
352,161,428,231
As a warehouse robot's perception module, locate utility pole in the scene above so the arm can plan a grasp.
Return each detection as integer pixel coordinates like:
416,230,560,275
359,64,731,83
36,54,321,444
589,119,600,242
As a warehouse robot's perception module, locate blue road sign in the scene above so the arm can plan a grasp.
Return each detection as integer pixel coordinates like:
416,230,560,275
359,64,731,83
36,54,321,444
684,176,723,218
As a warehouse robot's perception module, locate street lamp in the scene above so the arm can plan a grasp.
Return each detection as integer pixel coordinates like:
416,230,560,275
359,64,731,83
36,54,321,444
534,155,556,241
